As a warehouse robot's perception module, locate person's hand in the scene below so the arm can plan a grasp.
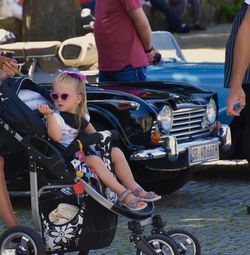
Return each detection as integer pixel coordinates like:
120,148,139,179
146,48,161,65
38,104,53,117
0,59,18,80
227,86,246,116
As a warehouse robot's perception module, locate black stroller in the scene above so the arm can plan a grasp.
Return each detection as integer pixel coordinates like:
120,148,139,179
0,77,200,255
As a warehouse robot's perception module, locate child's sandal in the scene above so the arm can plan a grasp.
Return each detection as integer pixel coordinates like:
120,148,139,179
118,189,147,211
132,186,161,202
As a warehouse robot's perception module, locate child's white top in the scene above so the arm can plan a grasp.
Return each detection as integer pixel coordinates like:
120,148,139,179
53,112,90,147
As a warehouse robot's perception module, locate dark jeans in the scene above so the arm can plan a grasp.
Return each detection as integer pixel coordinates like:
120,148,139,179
241,84,250,161
99,65,147,82
150,0,183,30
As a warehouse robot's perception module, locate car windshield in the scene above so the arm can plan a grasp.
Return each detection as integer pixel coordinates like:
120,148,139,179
152,31,186,63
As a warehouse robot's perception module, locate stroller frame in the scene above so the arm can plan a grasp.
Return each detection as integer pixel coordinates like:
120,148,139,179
0,78,200,255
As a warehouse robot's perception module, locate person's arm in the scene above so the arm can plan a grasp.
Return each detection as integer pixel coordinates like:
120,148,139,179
84,122,96,134
38,105,63,141
227,5,250,116
128,7,161,65
127,7,152,53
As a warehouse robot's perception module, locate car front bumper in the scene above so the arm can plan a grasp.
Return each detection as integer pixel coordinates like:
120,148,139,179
130,124,231,165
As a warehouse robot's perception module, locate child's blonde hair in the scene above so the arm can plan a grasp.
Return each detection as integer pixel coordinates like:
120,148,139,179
53,72,88,130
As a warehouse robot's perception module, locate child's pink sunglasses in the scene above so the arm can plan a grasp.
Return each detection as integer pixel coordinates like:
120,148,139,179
50,92,79,101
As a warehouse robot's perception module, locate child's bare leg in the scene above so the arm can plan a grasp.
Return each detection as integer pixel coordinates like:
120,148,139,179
85,155,126,194
0,156,18,227
85,155,144,207
111,147,138,190
111,147,160,200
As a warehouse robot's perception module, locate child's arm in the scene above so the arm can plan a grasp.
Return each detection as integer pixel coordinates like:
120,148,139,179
84,122,96,134
38,104,63,142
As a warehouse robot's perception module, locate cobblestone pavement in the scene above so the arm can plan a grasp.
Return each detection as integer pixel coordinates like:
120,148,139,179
1,165,250,255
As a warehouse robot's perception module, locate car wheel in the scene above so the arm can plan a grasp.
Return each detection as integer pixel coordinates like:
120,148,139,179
0,225,46,255
141,169,191,194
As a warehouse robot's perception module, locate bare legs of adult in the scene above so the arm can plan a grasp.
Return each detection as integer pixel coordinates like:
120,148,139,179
0,156,18,227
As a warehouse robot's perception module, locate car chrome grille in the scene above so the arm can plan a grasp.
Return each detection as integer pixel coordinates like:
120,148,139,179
152,107,212,143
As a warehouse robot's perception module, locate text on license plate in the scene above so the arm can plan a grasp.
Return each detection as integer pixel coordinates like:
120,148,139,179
189,142,219,165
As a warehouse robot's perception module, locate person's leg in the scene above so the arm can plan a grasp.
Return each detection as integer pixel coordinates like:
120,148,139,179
170,0,188,18
0,156,18,227
189,0,201,24
85,155,145,208
242,84,250,162
149,0,188,31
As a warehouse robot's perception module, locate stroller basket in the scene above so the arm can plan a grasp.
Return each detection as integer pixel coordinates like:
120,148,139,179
39,191,117,253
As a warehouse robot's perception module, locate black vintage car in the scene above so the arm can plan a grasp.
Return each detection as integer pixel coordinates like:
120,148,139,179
86,80,231,193
4,79,231,195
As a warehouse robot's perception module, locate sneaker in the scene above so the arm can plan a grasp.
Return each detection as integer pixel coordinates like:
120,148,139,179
192,23,206,31
174,23,190,33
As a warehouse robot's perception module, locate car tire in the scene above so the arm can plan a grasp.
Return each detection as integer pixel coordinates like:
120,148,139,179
141,169,191,194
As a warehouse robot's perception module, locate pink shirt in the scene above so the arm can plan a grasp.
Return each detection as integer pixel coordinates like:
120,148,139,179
94,0,149,71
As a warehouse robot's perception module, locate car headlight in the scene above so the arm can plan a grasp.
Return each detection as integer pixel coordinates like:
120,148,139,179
206,98,217,124
157,105,173,134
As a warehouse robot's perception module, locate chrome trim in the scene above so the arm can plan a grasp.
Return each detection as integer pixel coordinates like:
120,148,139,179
88,99,140,110
130,136,226,162
130,124,231,163
130,147,167,161
153,106,212,142
173,108,206,114
218,124,231,151
130,137,220,161
168,135,178,162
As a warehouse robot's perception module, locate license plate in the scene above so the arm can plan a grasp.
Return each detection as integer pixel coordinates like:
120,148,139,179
188,142,219,165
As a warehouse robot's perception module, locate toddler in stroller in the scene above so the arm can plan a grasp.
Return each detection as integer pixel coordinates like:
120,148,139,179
0,73,200,254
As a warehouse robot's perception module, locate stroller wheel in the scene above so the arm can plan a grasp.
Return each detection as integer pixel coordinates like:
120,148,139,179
0,225,46,255
136,234,179,255
167,229,201,255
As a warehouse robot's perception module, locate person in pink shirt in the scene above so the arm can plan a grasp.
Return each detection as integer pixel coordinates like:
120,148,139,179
94,0,160,82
